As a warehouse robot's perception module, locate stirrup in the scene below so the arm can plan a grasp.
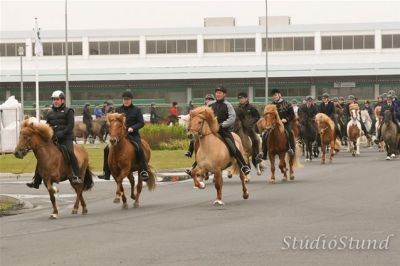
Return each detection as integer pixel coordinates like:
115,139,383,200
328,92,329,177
70,176,82,184
240,165,251,175
287,148,295,157
140,171,149,181
185,169,192,176
184,151,192,158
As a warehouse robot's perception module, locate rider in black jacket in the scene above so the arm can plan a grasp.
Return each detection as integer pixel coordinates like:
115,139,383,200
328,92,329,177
98,91,149,181
26,90,81,188
261,89,296,160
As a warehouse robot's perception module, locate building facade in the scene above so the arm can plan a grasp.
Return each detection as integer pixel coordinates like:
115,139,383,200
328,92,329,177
1,20,400,107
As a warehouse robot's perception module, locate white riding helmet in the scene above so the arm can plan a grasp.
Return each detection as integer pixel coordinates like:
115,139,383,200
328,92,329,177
51,90,65,99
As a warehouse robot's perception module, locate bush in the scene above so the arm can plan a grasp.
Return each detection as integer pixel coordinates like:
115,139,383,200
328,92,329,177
141,124,189,150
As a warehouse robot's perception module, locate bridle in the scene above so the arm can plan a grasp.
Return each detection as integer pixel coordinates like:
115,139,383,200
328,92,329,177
263,112,276,133
190,115,206,138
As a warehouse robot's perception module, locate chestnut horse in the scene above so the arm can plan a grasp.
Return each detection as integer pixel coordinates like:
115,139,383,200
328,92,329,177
347,103,361,156
106,113,156,209
258,104,300,183
188,106,249,206
315,113,341,164
14,120,94,219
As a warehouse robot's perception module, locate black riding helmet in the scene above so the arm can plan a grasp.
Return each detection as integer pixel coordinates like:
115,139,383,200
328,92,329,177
122,91,133,99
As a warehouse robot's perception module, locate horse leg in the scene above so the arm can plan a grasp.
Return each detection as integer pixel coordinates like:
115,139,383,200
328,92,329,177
70,184,80,215
46,179,58,219
239,172,249,200
127,173,136,201
278,153,288,182
135,175,143,208
329,140,335,163
269,154,276,183
119,179,128,209
213,171,224,206
113,177,122,204
80,192,88,215
356,138,360,156
321,143,326,164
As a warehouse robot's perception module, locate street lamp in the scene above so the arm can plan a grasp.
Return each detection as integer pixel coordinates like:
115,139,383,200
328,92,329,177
18,46,24,118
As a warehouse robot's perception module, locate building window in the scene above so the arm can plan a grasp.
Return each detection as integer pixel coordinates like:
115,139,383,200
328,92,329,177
146,39,197,54
263,37,315,51
321,35,375,50
109,41,119,54
204,38,256,53
382,34,400,49
0,43,26,57
89,40,139,55
31,42,82,56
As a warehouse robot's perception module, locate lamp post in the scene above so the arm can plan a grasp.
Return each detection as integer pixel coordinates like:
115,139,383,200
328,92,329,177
265,0,269,104
65,0,71,106
18,46,24,118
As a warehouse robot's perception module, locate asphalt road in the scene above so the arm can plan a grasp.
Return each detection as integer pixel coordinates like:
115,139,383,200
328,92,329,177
1,147,399,266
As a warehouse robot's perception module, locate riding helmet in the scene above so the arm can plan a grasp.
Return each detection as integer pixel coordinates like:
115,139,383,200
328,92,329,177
122,90,133,99
237,92,248,99
204,94,215,101
51,90,65,99
215,85,227,94
321,93,329,98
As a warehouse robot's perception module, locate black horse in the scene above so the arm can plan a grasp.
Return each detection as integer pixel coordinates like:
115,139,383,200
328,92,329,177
299,112,318,161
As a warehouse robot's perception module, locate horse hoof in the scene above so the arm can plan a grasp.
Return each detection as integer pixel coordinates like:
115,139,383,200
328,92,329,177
133,202,139,208
391,154,396,158
282,178,288,183
122,202,128,209
290,175,295,181
113,198,120,203
52,185,59,193
82,209,88,215
386,156,391,160
213,200,224,206
71,209,78,215
227,174,232,179
321,161,325,165
49,214,58,219
269,180,275,184
131,194,136,200
243,192,249,200
199,181,206,189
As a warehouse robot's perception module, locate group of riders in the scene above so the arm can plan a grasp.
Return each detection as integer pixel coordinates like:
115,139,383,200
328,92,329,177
26,86,400,189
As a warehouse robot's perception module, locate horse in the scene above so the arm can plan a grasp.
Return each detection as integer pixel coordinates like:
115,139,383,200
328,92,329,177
347,103,362,156
14,120,94,219
74,121,91,144
374,106,385,152
188,106,249,206
74,118,108,144
335,104,348,146
106,113,156,208
298,112,317,161
381,110,400,160
258,104,300,183
315,113,341,164
233,107,265,177
360,109,373,146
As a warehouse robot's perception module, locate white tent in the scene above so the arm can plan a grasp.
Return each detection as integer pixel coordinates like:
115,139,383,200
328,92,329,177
0,96,21,153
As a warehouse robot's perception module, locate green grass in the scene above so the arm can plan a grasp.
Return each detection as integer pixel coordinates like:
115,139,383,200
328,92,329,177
0,145,193,173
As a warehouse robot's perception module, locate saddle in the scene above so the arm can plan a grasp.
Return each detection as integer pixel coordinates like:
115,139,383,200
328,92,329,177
54,142,71,163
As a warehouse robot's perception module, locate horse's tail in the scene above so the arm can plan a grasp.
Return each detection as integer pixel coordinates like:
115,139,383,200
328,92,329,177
146,164,157,192
83,166,94,191
292,143,302,169
335,139,342,152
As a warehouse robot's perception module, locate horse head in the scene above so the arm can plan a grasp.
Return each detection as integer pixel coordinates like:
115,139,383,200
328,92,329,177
189,106,219,137
14,120,53,158
262,104,283,133
315,113,333,134
107,113,126,145
349,103,360,122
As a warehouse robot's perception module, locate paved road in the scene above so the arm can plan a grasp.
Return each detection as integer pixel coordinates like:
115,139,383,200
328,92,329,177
1,147,399,266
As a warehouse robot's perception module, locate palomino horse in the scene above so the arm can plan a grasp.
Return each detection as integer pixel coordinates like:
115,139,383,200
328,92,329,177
106,113,156,208
315,113,341,164
381,110,400,160
374,106,385,152
258,104,300,183
188,106,249,206
347,103,362,156
14,120,94,219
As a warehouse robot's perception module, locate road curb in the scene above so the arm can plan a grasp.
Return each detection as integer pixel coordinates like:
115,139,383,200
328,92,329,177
0,195,34,216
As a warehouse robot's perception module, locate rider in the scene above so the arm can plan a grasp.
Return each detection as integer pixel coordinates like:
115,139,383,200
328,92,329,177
26,90,81,188
345,95,370,138
237,91,261,163
260,89,296,159
375,94,400,143
185,86,251,176
98,91,149,181
184,94,215,158
299,96,318,120
83,103,93,135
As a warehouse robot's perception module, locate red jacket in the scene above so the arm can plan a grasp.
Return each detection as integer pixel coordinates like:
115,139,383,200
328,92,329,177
169,106,178,117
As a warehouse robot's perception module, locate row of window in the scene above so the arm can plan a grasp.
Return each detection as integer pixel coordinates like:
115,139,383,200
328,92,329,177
321,35,375,50
262,37,314,51
89,41,139,55
2,34,400,57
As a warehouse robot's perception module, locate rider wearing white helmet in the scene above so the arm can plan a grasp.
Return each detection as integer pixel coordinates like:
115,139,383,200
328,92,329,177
26,90,81,188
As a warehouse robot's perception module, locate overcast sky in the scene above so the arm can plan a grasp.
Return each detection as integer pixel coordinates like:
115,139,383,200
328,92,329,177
1,0,400,31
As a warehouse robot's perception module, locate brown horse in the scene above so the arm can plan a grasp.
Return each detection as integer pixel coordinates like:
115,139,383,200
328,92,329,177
315,113,341,164
347,103,361,156
74,118,107,144
374,106,385,152
258,104,300,183
381,110,400,160
14,120,94,219
189,106,249,206
106,113,156,209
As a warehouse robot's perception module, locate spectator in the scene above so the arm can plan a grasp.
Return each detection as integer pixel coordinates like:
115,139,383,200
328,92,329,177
150,103,160,124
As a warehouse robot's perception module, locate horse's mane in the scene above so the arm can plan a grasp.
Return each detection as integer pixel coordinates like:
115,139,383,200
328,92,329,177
315,113,335,131
21,119,53,141
263,104,284,130
349,103,359,111
190,106,219,134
